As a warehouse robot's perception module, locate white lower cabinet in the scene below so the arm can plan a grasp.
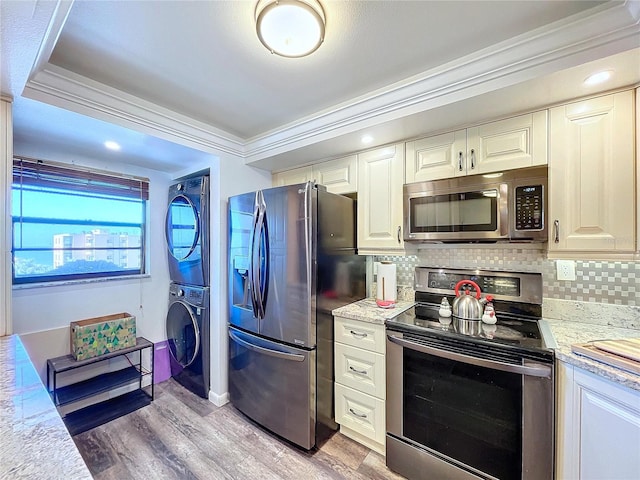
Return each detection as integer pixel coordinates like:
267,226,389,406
556,361,640,480
334,316,386,454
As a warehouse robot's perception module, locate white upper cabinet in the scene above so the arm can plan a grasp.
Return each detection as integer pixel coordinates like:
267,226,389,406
405,130,465,182
272,166,313,187
357,143,404,253
311,155,357,194
272,155,357,194
548,90,635,256
405,111,548,183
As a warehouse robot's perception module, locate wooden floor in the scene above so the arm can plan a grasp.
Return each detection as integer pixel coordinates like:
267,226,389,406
73,379,406,480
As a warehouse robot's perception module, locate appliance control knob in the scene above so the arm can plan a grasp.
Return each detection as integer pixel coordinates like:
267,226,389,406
177,289,184,297
177,183,183,191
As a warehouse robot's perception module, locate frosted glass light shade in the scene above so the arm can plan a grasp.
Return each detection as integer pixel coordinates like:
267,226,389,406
255,0,325,58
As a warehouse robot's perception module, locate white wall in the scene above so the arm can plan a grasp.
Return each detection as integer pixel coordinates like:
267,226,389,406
11,147,173,345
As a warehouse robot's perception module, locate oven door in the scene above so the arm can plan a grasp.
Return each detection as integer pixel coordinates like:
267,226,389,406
386,331,553,480
403,183,509,242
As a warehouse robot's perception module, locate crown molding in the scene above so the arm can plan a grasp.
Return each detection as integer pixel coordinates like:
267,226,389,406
22,1,640,166
24,64,245,156
243,1,640,163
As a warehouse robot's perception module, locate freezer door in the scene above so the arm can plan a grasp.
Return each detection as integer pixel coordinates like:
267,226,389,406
228,326,315,449
259,183,316,347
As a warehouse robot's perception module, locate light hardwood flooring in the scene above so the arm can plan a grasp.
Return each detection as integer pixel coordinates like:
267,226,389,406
72,379,406,480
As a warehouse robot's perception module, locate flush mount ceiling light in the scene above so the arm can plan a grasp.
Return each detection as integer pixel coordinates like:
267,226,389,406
584,70,613,86
255,0,325,58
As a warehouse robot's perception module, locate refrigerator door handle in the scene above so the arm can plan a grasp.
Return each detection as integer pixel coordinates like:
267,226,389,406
229,329,305,362
302,182,312,308
248,192,261,319
255,191,268,320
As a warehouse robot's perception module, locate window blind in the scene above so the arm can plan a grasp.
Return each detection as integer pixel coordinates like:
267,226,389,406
13,157,149,200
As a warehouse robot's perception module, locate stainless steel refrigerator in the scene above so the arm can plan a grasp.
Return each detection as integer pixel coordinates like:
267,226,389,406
228,182,365,450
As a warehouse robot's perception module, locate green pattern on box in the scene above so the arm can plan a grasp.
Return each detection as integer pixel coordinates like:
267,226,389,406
70,313,136,360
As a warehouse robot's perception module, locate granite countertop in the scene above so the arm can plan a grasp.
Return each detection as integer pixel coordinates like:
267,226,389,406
0,335,92,479
546,319,640,392
333,296,640,392
332,297,415,324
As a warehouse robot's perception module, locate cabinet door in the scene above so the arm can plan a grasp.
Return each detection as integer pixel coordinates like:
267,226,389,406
405,130,465,182
335,383,386,447
467,110,548,175
548,91,635,253
312,155,357,194
335,342,385,399
558,363,640,480
272,166,313,187
334,316,386,353
357,144,404,253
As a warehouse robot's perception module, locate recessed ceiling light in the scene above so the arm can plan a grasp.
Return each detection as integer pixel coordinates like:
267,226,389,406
584,70,613,86
104,141,121,151
482,172,503,179
361,134,374,144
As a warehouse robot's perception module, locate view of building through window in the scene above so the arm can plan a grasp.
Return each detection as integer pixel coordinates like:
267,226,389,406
12,158,148,284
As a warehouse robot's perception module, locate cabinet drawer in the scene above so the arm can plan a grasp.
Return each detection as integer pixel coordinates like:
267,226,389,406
335,383,385,445
334,316,385,353
335,342,385,399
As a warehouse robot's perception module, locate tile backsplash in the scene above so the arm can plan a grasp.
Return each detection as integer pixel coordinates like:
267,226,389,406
372,245,639,306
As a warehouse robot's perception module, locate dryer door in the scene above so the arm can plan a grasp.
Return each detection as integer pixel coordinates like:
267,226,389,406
165,194,200,261
166,300,200,367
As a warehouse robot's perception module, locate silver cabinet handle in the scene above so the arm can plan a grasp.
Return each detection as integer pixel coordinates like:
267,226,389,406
554,220,559,243
349,408,368,419
458,151,464,171
350,330,368,338
470,149,475,169
349,366,368,375
397,226,401,244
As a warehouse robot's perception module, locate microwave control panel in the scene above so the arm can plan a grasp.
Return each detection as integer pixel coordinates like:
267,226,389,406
514,185,543,230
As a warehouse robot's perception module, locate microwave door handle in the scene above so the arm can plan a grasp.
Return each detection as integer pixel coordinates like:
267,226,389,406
387,334,552,378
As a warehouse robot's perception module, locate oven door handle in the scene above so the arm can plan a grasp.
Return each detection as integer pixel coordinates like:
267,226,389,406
387,334,552,378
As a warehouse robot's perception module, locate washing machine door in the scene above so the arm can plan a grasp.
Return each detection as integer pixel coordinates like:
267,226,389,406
165,194,200,261
166,300,200,367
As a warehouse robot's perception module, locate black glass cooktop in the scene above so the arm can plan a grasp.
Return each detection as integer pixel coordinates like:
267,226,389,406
386,302,546,352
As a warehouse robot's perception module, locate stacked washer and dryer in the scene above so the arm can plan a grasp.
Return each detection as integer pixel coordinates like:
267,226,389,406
165,175,210,398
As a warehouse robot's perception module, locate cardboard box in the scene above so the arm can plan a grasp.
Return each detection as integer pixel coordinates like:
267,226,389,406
70,313,136,361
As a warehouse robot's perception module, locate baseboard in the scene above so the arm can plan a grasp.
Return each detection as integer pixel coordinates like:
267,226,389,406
208,390,229,407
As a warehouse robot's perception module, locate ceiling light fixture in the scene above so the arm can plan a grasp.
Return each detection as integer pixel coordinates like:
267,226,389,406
361,134,374,144
584,70,613,86
255,0,325,58
104,141,121,151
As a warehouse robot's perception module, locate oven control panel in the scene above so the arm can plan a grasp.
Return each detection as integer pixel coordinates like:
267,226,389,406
415,267,543,304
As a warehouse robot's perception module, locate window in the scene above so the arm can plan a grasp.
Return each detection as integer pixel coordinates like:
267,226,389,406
12,157,149,285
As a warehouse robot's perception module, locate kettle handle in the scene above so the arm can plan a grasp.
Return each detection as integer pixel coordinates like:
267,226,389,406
454,280,481,299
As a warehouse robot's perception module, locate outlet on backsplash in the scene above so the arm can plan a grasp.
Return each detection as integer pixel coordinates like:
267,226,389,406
556,260,577,281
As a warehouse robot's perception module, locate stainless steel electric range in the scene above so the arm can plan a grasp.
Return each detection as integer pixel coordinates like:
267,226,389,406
385,267,555,480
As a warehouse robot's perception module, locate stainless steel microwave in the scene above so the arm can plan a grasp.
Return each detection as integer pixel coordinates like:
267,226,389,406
404,166,548,242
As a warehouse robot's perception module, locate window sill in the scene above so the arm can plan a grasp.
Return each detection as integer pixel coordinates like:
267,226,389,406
12,274,152,290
